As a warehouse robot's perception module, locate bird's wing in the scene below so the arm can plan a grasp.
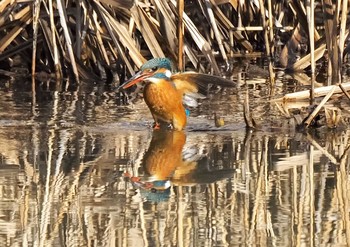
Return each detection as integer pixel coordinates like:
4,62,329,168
171,72,236,94
171,72,199,95
172,72,236,108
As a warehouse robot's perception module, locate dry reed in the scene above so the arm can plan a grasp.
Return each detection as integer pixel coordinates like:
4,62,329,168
0,1,348,84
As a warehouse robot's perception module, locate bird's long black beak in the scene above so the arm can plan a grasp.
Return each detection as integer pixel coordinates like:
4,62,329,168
117,70,149,91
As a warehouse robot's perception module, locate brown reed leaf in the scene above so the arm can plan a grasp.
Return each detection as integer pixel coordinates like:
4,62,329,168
96,0,134,9
169,0,220,74
0,6,31,52
131,5,165,58
202,0,228,62
153,0,178,58
291,43,326,71
92,1,145,72
0,0,12,13
209,0,253,52
275,82,350,102
56,0,80,82
215,0,238,9
89,10,111,65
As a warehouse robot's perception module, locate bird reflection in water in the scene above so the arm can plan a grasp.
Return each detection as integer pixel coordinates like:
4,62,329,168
124,130,235,202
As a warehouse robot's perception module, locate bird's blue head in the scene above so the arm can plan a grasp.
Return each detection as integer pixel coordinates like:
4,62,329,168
118,58,173,90
140,58,172,71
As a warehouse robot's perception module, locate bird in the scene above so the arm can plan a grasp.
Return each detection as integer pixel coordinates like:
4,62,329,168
118,58,235,130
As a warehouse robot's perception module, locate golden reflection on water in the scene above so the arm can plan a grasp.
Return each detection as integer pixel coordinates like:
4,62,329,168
1,70,350,246
0,123,349,246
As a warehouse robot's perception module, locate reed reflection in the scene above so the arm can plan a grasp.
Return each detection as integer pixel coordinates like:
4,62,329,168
3,75,350,246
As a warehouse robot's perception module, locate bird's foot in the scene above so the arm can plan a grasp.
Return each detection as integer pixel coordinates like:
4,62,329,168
153,122,161,130
152,122,174,130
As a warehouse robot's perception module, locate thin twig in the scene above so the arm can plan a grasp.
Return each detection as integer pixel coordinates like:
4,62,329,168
304,85,337,127
339,83,350,101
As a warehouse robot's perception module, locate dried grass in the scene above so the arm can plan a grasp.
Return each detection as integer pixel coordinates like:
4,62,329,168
0,1,348,85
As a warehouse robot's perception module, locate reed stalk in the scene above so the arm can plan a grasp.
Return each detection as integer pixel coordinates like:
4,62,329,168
304,85,336,127
46,0,61,80
306,0,315,75
339,0,348,77
267,0,274,55
31,0,41,77
56,0,80,83
275,81,350,101
204,0,227,62
258,0,271,57
177,0,184,71
331,1,341,83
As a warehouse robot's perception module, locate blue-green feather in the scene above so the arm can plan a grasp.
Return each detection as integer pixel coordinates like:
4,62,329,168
140,58,172,71
151,72,171,79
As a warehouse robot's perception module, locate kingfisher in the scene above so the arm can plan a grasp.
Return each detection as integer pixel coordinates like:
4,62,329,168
118,58,235,130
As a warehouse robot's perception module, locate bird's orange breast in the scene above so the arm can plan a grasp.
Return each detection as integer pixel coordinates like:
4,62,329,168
143,81,186,130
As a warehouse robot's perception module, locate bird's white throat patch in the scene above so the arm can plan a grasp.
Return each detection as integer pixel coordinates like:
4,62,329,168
144,70,171,84
164,69,172,78
148,69,172,84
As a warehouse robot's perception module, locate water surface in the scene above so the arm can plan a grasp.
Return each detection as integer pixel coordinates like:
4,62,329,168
0,66,350,246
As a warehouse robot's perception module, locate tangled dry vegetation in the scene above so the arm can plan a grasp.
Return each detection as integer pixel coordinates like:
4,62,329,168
0,0,349,81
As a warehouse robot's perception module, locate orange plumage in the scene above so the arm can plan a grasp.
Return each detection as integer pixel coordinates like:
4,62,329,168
143,76,187,130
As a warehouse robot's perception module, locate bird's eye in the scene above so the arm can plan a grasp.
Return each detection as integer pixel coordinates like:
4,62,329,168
151,66,158,71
